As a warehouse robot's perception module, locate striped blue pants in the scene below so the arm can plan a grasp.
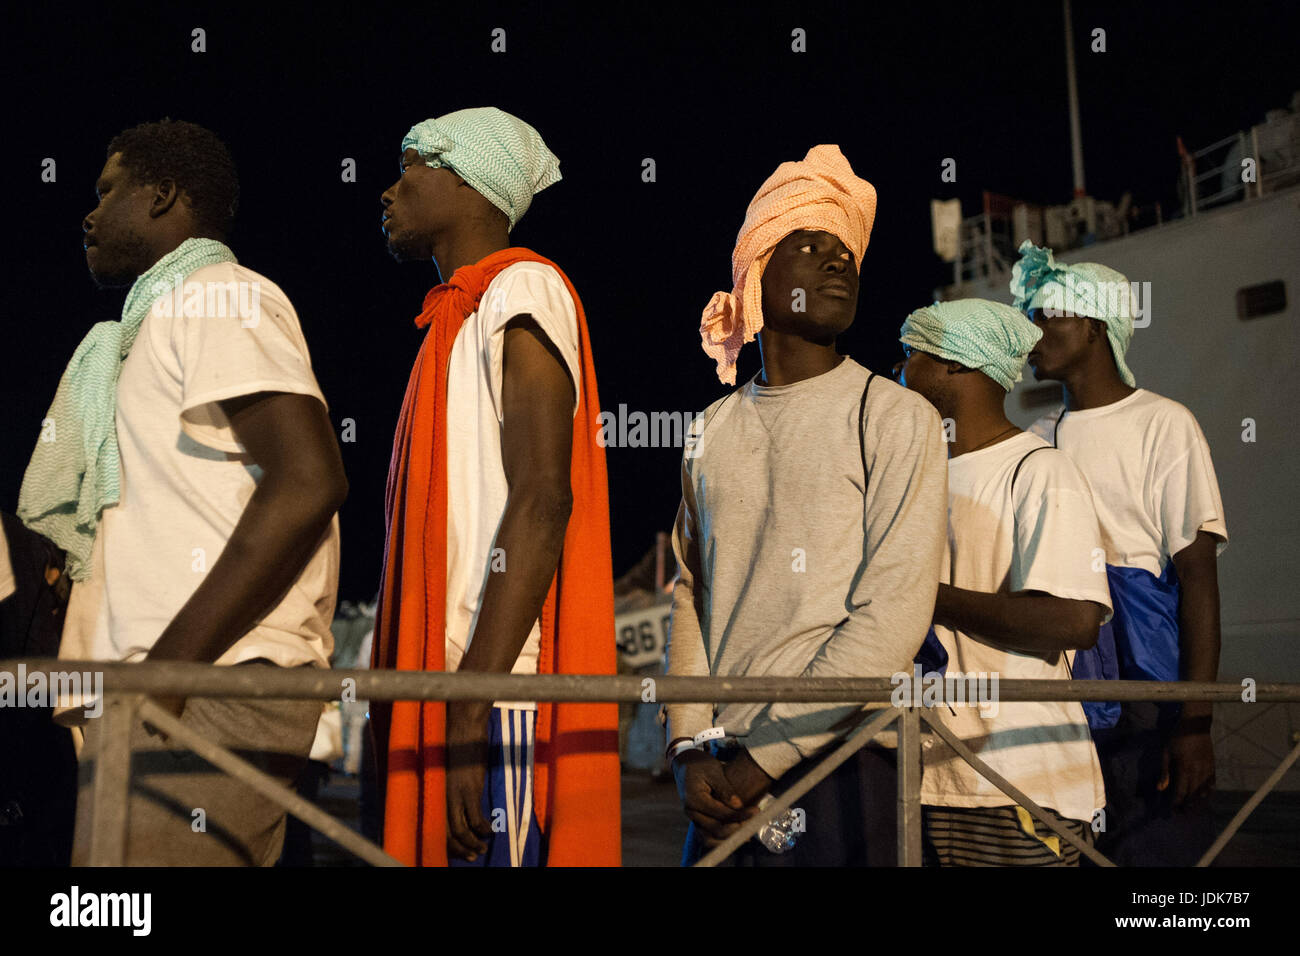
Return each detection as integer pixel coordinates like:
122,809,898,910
449,706,543,868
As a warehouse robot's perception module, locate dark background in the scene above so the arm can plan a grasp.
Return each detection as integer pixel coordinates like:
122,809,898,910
2,2,1295,601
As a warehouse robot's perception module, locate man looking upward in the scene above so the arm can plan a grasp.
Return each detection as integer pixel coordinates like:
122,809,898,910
373,107,619,867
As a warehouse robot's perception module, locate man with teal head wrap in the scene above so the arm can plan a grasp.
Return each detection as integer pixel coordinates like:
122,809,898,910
897,297,1113,866
1012,242,1229,866
376,106,621,867
898,298,1042,393
398,107,560,232
1011,240,1137,387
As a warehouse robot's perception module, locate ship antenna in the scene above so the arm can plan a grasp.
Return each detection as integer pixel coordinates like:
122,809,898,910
1064,0,1087,197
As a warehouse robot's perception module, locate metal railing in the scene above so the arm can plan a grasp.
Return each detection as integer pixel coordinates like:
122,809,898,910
6,658,1300,868
1182,111,1300,215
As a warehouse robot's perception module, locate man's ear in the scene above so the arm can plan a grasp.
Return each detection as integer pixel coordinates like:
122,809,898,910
150,178,182,219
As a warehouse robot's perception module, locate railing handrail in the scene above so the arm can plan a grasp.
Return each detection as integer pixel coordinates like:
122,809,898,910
23,657,1296,867
1192,132,1244,158
6,658,1299,704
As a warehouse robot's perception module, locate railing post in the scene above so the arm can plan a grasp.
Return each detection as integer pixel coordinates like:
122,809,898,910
87,692,139,866
1238,131,1251,199
897,705,922,867
1251,125,1263,196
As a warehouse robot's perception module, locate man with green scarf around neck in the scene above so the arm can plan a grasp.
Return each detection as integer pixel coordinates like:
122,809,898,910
26,120,347,866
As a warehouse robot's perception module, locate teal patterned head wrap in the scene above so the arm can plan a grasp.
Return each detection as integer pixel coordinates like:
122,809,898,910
899,298,1042,391
17,237,237,579
401,107,560,231
1010,240,1136,387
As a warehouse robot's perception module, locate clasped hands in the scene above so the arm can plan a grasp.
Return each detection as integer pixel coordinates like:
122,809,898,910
673,746,775,847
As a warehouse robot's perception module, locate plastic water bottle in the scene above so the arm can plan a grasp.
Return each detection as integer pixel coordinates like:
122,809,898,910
755,795,802,854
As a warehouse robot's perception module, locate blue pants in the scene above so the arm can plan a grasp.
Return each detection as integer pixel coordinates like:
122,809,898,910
449,707,543,868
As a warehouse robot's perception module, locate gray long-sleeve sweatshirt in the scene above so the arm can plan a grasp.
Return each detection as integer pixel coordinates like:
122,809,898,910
665,356,948,779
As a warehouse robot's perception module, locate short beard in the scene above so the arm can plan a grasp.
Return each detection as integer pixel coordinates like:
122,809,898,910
385,228,434,263
88,229,154,289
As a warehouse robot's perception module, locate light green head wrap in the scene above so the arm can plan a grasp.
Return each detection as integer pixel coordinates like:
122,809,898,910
899,298,1042,392
1010,240,1136,386
401,107,560,231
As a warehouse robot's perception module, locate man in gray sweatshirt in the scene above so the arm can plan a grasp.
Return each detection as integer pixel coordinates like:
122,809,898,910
666,146,948,866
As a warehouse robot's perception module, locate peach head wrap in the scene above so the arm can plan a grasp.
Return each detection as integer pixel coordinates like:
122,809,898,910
699,144,877,384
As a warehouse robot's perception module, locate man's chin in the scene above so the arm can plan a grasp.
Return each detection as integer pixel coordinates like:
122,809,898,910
385,234,432,263
776,311,854,342
87,266,136,290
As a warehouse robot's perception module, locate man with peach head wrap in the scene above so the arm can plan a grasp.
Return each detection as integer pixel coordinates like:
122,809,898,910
665,145,949,866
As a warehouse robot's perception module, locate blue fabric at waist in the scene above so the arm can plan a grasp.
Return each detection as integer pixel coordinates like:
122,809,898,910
1103,562,1181,683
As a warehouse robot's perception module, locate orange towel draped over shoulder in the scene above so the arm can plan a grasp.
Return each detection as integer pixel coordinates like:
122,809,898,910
371,246,620,867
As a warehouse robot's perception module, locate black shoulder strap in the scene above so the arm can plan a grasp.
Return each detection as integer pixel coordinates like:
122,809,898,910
1010,444,1052,493
692,382,746,449
858,371,877,490
1051,406,1068,447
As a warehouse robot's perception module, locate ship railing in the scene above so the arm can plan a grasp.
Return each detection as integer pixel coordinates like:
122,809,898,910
1183,132,1251,214
1185,111,1300,214
951,210,1011,289
6,659,1299,868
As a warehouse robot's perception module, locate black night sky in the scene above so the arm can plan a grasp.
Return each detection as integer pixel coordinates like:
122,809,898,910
3,2,1296,601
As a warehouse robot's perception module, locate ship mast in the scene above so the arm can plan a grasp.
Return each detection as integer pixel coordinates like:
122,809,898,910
1064,0,1086,197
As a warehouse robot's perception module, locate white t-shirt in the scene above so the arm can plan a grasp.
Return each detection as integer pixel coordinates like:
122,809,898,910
920,431,1112,822
1029,389,1228,575
444,261,581,709
59,262,338,685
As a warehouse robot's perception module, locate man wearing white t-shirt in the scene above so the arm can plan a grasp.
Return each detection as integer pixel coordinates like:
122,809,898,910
897,299,1111,866
24,120,348,866
372,108,620,867
1013,242,1228,866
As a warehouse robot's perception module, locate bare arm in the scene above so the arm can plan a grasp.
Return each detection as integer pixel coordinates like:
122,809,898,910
1163,530,1221,805
146,391,347,664
443,315,575,860
1172,531,1222,712
452,316,575,683
934,584,1106,654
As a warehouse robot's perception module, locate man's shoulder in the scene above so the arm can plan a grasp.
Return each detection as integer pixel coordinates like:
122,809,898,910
862,371,942,431
1108,390,1207,459
482,261,577,331
690,383,748,434
1131,388,1200,428
185,261,296,315
489,259,570,296
1027,404,1066,443
1011,437,1090,496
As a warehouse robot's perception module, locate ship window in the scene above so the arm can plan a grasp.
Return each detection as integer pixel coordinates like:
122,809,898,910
1236,280,1286,320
